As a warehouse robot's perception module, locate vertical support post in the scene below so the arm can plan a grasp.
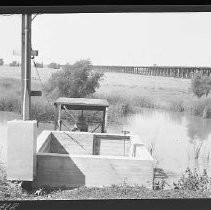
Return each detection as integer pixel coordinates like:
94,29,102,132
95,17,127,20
54,104,58,130
22,14,32,120
58,104,61,131
93,136,101,155
102,107,108,133
21,16,25,120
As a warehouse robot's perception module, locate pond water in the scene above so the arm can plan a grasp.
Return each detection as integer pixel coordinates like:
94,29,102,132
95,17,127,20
1,109,211,186
108,109,211,185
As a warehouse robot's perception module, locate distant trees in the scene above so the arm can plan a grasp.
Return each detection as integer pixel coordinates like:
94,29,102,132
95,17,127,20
46,59,103,98
48,62,60,69
35,62,44,68
9,61,20,67
191,73,211,98
0,59,4,66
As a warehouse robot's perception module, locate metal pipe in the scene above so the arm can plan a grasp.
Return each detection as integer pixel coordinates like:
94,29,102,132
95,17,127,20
22,14,31,120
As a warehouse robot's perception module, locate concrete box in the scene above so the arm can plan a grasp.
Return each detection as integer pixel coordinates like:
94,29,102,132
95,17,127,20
34,153,154,189
7,120,37,181
34,130,155,189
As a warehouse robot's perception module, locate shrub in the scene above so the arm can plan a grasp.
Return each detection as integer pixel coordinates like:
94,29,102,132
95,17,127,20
153,179,166,190
0,58,4,66
187,98,211,118
30,102,55,122
191,73,211,98
173,168,211,191
0,96,21,113
9,61,20,67
169,100,184,112
35,62,44,68
133,96,155,108
48,62,60,69
46,60,103,98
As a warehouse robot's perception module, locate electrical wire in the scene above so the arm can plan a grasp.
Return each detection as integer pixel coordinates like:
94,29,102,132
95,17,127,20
32,58,54,107
61,121,91,155
63,105,76,122
91,123,101,133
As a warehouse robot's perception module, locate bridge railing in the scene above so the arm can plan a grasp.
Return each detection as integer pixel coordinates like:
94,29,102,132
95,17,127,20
92,65,211,79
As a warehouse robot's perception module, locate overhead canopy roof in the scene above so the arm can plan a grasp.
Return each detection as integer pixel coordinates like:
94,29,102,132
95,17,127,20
54,97,109,111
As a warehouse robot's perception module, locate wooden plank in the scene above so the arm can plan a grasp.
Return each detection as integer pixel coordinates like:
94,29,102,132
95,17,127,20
101,108,106,133
55,97,109,108
94,134,130,140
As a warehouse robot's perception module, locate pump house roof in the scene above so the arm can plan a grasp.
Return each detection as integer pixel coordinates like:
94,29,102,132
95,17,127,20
54,97,109,111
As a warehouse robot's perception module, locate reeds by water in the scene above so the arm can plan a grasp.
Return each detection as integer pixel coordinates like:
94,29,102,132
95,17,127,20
2,77,211,123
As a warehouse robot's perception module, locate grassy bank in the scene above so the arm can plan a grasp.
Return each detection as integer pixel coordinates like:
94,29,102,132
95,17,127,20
0,167,210,200
94,92,211,122
0,78,55,122
1,74,211,123
0,180,211,200
94,72,211,119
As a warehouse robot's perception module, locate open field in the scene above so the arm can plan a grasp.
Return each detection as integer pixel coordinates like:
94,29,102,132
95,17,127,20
0,66,59,82
0,65,193,105
0,65,210,121
95,72,193,107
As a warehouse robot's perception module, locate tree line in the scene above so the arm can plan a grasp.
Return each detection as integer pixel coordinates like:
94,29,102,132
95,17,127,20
1,55,210,99
0,58,61,69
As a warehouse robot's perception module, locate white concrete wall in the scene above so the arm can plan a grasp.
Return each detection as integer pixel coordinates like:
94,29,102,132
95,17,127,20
34,153,155,189
7,120,37,181
52,131,94,155
38,131,132,156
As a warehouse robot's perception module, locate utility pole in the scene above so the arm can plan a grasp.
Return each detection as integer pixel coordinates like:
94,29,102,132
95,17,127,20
21,14,31,120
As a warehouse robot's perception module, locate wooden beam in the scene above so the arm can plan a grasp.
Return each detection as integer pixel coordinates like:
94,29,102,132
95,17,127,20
94,134,130,140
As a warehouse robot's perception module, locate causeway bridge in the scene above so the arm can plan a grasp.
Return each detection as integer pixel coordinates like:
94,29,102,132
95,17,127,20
93,65,211,79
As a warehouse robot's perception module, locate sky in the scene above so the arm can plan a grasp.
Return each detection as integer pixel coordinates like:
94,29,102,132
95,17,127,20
1,12,211,66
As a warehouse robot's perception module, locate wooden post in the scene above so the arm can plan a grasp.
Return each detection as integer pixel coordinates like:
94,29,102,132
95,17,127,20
93,136,101,155
58,104,61,131
54,104,58,130
102,107,108,133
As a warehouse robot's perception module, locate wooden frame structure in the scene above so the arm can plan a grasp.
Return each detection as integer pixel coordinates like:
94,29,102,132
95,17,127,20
54,97,109,133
